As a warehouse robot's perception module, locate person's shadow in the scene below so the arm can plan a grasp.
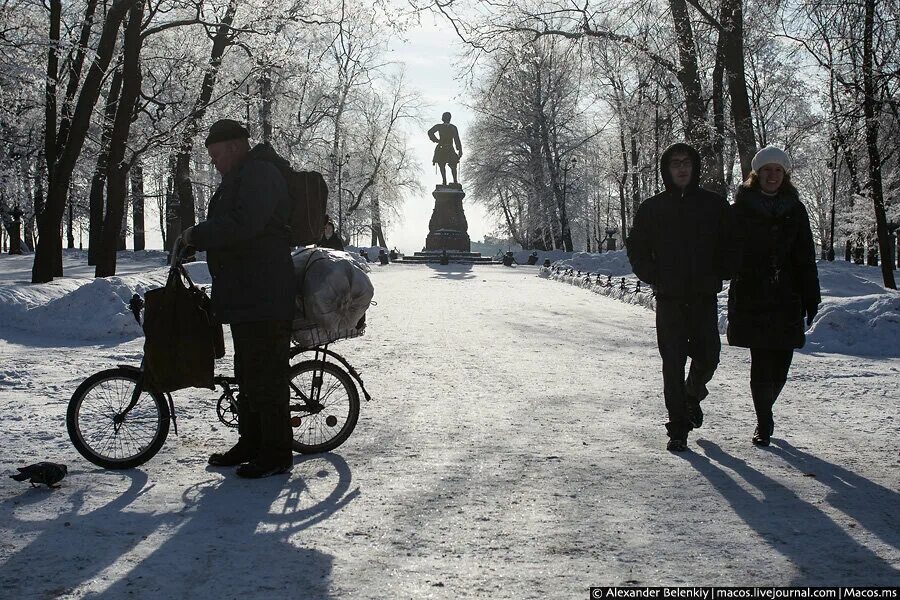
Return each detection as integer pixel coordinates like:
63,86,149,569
768,439,899,553
1,454,358,599
685,440,899,585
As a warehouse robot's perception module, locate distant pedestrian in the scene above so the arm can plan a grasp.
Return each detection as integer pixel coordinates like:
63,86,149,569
627,143,738,452
727,146,821,447
319,219,344,251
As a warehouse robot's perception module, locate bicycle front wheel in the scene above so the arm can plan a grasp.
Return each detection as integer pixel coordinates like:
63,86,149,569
289,360,359,454
67,368,170,469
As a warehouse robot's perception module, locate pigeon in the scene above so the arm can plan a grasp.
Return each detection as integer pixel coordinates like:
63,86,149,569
10,462,68,488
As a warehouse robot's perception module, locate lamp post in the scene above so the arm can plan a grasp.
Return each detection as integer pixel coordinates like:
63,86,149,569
329,152,350,242
827,142,838,261
560,156,577,252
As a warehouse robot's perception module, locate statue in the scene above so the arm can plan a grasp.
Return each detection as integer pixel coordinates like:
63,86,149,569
428,112,463,186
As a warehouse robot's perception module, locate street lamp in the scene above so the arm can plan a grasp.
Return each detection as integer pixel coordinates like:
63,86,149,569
329,152,350,241
827,141,838,261
561,156,577,251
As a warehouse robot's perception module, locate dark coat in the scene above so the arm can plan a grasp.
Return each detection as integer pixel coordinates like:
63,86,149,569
189,144,295,324
627,143,738,298
727,185,821,349
318,232,344,251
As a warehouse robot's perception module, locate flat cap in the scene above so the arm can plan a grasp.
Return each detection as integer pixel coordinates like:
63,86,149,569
205,119,249,147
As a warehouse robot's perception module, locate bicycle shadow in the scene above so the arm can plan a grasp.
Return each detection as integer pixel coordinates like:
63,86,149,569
0,454,358,599
685,440,899,585
0,470,169,597
85,453,357,599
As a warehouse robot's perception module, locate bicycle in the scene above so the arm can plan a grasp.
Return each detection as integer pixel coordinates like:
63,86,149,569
66,245,371,470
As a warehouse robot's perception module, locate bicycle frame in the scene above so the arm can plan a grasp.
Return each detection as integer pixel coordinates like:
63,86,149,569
113,238,371,436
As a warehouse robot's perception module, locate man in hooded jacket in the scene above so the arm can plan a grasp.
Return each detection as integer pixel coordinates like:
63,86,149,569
182,119,295,478
627,143,738,451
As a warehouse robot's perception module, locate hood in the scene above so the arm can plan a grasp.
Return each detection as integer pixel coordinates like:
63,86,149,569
247,142,291,171
660,142,702,194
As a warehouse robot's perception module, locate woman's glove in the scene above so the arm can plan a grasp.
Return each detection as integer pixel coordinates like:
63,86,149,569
803,303,818,326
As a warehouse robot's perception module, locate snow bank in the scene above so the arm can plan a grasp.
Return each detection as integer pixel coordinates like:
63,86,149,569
540,253,900,357
0,254,212,342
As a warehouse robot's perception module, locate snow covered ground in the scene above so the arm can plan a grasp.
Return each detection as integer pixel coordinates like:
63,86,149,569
0,251,898,598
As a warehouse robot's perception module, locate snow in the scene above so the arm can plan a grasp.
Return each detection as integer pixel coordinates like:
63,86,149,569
0,251,898,596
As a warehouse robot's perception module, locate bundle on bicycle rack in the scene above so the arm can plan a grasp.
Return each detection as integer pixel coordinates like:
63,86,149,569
291,247,374,349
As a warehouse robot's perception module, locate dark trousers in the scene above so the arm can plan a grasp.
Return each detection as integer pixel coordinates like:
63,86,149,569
656,296,721,438
749,348,793,432
231,320,292,462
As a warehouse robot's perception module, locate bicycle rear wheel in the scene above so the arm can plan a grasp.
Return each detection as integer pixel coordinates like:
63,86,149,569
67,367,170,469
289,360,359,453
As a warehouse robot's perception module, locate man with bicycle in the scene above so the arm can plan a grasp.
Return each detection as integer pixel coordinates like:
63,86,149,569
182,119,295,478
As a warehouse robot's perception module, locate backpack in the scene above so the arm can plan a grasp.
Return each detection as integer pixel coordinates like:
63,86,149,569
250,143,327,247
284,169,328,246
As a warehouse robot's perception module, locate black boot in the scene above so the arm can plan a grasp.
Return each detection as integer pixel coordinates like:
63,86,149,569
209,403,260,466
750,382,775,446
686,395,704,429
235,407,293,478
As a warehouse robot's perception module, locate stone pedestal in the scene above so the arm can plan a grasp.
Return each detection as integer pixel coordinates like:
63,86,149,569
425,184,470,252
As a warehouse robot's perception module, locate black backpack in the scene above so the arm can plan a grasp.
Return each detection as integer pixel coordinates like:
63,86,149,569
250,144,327,246
284,169,328,246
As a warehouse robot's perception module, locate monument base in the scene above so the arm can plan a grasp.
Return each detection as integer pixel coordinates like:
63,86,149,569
426,229,470,252
426,184,470,252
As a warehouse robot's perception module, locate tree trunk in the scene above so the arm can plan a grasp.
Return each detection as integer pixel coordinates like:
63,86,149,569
173,0,237,241
32,0,138,283
88,70,122,265
862,0,895,287
720,0,756,179
630,134,640,225
132,160,145,251
66,199,75,248
165,155,180,251
259,68,273,145
96,2,144,278
667,0,715,181
711,32,727,194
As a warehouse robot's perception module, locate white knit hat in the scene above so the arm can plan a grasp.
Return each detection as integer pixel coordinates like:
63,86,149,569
751,146,792,173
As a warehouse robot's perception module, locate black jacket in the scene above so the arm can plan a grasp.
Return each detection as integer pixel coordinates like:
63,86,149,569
627,143,738,298
726,185,821,349
190,144,295,324
318,232,344,251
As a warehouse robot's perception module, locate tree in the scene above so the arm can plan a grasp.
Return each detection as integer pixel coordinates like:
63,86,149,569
32,0,139,283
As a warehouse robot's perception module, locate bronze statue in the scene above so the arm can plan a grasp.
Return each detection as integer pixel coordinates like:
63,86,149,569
428,112,463,186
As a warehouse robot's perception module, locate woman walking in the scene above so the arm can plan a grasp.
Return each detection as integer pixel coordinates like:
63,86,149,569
727,146,821,446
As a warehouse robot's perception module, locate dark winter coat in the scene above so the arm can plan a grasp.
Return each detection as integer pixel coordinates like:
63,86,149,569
189,144,295,324
627,143,738,298
727,185,821,349
318,232,344,251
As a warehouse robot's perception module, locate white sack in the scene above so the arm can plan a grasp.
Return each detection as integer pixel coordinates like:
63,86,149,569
292,247,374,332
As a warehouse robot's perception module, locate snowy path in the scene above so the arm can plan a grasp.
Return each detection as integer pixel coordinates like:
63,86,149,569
1,264,898,598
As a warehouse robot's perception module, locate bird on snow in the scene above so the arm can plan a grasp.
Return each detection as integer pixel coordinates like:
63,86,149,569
10,462,68,488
